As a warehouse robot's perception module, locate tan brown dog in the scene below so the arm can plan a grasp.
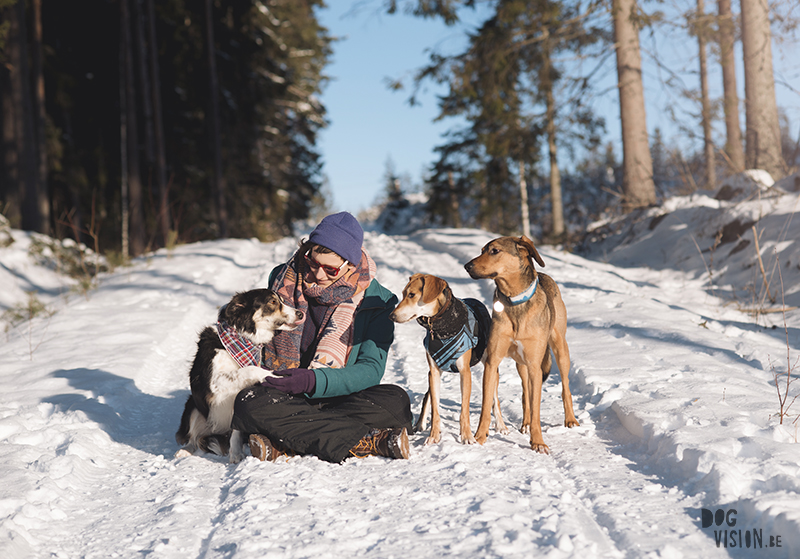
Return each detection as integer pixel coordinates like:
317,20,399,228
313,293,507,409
390,274,504,445
464,236,579,453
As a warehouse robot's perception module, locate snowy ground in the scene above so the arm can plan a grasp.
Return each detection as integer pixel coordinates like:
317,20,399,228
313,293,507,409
1,191,799,558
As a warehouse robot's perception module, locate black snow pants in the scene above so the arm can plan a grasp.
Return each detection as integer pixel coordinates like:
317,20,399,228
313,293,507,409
231,383,413,463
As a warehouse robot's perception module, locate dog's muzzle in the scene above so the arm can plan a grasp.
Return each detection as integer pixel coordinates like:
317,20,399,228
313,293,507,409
464,260,494,279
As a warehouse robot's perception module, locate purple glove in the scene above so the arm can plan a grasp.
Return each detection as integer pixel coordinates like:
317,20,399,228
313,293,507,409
262,368,316,395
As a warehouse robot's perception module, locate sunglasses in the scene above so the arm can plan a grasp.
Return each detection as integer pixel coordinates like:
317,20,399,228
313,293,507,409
303,251,349,278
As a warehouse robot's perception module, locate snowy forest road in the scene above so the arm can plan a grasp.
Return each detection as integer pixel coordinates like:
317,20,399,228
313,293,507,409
1,229,796,558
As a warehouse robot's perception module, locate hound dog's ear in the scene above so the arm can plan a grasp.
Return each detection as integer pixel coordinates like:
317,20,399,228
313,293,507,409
421,275,448,305
517,235,545,268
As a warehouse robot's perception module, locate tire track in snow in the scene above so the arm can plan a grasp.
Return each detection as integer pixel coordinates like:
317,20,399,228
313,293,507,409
547,249,736,558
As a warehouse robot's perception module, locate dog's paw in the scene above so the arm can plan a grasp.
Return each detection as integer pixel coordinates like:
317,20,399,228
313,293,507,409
238,365,271,382
459,433,477,445
531,442,550,454
519,423,530,435
174,448,192,459
565,418,580,428
229,449,245,464
424,433,442,445
492,420,511,435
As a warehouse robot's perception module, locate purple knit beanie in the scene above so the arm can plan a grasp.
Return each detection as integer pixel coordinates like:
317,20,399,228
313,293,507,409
308,212,363,266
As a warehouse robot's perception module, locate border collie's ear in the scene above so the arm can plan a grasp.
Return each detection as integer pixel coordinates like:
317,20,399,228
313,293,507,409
518,235,545,268
224,292,246,320
421,275,447,304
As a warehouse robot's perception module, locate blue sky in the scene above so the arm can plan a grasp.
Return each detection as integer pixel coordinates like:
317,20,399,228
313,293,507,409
315,2,473,214
316,1,800,215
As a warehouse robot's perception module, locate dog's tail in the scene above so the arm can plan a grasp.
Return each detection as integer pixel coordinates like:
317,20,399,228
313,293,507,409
201,434,231,456
541,348,551,383
175,395,195,445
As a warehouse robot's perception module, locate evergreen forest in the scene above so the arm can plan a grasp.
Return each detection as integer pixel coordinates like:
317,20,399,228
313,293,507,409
1,0,798,257
2,0,330,256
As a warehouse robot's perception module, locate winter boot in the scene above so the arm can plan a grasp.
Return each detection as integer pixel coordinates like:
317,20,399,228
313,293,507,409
349,427,409,459
249,434,292,462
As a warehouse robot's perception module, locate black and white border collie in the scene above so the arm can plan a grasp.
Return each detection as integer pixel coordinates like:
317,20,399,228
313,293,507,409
175,288,303,463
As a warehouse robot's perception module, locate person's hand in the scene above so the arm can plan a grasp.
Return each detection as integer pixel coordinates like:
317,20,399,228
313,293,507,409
262,368,316,395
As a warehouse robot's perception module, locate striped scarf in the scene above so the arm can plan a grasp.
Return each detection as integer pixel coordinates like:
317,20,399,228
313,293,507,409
262,248,376,371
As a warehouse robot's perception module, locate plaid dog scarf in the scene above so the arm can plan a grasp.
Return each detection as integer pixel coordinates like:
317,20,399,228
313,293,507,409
261,248,376,371
216,306,263,368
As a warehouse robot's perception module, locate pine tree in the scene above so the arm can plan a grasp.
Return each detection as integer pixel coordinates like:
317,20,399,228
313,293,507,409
1,0,48,233
0,0,332,249
120,0,146,256
145,0,170,246
204,0,227,238
740,0,784,178
31,0,50,234
612,0,657,209
693,0,715,190
406,0,605,236
717,0,745,172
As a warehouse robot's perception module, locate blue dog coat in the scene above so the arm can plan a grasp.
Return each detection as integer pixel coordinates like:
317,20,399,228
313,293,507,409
417,289,491,373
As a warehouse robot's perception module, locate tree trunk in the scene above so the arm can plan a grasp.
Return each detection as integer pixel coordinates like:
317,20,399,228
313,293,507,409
542,42,564,238
740,0,784,178
718,0,745,172
121,0,146,255
1,1,23,227
447,170,461,228
16,0,42,233
133,0,154,167
518,161,531,239
119,32,129,259
146,0,170,245
31,0,50,234
6,0,45,233
612,0,656,209
205,0,228,238
479,178,488,230
697,0,716,190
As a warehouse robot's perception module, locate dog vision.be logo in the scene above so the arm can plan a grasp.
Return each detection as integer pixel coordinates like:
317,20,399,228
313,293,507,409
701,508,783,550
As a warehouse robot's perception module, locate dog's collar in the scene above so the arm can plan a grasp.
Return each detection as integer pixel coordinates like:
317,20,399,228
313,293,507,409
494,276,538,311
416,286,453,328
417,288,468,339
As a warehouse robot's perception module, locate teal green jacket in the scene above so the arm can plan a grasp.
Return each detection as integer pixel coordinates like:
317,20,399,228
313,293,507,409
269,267,398,399
311,279,398,398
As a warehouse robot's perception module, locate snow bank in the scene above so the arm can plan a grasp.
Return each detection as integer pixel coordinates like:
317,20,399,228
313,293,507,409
580,185,800,320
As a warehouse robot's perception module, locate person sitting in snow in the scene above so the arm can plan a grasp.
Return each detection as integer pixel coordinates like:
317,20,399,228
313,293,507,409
230,211,413,463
